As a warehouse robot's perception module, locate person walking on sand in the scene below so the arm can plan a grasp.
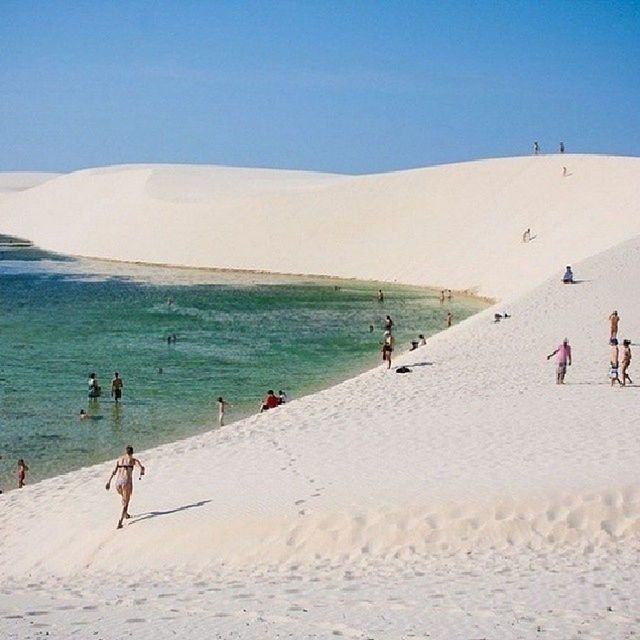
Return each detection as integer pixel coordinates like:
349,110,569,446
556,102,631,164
609,338,623,387
621,339,633,386
609,310,620,339
381,330,395,369
17,459,29,489
217,396,231,427
547,338,572,384
111,372,123,403
446,311,453,328
105,445,145,530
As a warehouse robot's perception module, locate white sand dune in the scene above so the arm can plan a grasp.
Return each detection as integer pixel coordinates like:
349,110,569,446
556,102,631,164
1,155,640,638
0,171,60,194
2,155,640,300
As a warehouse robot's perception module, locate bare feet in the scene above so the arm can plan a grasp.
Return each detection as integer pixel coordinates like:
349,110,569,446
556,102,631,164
117,522,123,529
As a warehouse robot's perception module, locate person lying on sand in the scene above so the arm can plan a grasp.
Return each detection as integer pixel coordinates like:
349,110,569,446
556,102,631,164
105,446,145,529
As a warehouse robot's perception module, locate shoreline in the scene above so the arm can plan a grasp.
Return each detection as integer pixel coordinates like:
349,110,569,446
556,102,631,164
0,254,487,491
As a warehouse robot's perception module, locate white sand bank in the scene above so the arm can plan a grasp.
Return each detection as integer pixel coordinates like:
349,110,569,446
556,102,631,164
1,156,640,638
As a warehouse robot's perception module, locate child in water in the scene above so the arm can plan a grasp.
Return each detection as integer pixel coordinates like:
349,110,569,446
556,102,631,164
17,459,29,488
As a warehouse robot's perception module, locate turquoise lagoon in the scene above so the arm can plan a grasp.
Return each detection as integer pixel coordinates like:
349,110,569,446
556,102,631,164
0,246,485,488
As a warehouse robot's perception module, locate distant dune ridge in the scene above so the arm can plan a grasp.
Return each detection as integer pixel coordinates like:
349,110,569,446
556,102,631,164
2,155,640,300
1,155,640,637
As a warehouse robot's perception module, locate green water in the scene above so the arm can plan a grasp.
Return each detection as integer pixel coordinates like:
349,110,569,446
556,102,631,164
0,247,485,489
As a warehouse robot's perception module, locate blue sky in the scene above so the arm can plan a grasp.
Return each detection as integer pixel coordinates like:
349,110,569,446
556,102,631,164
1,1,639,174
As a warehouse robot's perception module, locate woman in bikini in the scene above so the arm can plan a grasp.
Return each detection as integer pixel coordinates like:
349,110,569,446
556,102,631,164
105,445,145,529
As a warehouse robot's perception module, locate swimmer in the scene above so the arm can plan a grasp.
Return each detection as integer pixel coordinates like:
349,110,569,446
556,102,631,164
105,445,145,529
79,409,89,419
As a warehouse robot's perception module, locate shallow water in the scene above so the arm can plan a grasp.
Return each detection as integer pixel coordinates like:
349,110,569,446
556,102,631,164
0,246,485,489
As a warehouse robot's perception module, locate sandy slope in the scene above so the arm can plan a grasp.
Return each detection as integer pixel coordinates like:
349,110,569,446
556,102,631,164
1,155,640,300
1,156,640,638
0,172,60,194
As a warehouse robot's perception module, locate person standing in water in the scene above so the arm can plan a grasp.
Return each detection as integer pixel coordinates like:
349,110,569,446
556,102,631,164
88,373,101,399
446,311,453,328
384,315,394,331
377,289,384,302
609,310,620,339
547,338,572,384
111,372,124,403
217,396,231,427
105,445,145,530
17,459,29,489
621,339,633,386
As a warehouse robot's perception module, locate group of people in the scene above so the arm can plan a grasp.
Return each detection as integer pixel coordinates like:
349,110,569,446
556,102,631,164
547,310,633,386
533,141,565,154
88,372,124,403
258,389,288,414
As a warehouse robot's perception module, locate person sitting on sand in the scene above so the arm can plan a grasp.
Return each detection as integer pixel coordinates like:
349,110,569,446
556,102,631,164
522,228,531,243
259,390,280,413
418,334,426,346
547,338,572,384
105,445,145,530
621,339,633,386
609,310,620,339
278,390,287,405
562,266,574,284
17,459,29,489
610,338,622,387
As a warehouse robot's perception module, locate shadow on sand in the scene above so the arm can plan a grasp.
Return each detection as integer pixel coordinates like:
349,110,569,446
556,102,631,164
131,499,212,524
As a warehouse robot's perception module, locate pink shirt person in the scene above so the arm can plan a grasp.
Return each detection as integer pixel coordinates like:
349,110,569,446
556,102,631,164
555,342,572,364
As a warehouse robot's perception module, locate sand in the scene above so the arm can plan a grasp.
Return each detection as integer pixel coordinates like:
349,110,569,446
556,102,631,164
1,155,639,638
